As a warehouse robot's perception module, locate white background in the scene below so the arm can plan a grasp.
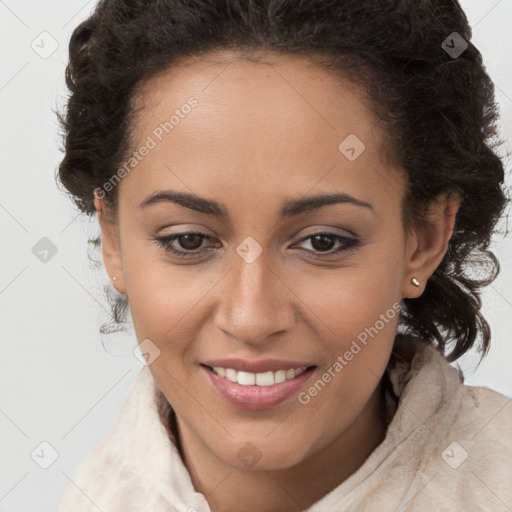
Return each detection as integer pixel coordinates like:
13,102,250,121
1,1,511,510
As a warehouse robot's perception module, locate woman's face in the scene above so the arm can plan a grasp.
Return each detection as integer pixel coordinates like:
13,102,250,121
96,51,453,473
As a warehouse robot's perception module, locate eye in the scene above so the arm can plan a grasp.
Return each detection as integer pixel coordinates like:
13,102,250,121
153,232,218,258
294,232,360,255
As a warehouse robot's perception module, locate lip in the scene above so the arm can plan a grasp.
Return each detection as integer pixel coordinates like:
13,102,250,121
201,358,314,373
200,364,316,410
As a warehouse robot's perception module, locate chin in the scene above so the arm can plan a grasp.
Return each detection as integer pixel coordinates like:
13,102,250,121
215,435,310,471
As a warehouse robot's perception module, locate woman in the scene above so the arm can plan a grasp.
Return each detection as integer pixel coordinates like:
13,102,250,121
56,0,511,510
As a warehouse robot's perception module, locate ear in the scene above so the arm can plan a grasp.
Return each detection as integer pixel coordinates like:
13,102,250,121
402,191,461,298
94,195,127,295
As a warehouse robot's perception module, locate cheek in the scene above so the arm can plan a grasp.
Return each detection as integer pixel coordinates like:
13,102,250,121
288,242,402,410
121,242,214,349
296,294,398,445
290,237,404,339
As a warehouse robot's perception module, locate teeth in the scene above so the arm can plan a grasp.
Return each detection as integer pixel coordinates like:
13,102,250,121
256,371,274,386
225,368,237,382
211,366,309,386
237,371,256,385
274,370,287,384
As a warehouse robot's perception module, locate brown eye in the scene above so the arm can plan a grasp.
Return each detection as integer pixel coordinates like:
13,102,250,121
296,232,360,256
153,231,219,259
309,234,337,252
176,233,204,251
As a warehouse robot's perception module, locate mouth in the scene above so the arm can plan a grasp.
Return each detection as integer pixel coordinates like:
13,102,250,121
200,363,317,410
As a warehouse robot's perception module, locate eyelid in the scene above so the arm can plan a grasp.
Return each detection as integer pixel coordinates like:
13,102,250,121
295,225,356,240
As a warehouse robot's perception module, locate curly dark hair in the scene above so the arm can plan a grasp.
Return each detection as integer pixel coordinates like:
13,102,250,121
56,0,510,362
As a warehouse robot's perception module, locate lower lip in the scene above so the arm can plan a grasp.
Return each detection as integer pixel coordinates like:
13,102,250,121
200,365,316,410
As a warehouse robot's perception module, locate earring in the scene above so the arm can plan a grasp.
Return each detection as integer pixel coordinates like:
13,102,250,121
411,277,420,287
113,276,117,281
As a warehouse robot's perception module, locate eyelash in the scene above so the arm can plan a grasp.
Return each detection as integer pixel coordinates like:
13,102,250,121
152,231,360,259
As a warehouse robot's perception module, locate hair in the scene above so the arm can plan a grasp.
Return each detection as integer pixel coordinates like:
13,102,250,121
57,0,510,362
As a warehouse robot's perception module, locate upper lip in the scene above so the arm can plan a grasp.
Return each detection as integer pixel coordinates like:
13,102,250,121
202,358,316,374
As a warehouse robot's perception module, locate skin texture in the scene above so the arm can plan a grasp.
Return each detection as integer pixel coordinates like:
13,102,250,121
94,51,460,511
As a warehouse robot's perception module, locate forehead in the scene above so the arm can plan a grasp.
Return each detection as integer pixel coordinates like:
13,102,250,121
121,51,404,212
132,50,379,144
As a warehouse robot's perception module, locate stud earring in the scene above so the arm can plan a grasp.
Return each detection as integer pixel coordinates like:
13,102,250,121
411,277,420,287
113,276,117,281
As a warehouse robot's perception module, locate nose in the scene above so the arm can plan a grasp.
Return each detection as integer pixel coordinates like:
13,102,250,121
213,250,296,346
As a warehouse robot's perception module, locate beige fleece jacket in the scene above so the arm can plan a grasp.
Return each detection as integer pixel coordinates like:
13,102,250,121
57,342,512,511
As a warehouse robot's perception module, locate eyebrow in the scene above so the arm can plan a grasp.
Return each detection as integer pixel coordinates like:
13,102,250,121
139,189,375,218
